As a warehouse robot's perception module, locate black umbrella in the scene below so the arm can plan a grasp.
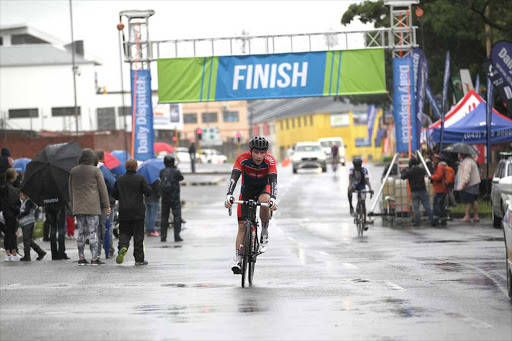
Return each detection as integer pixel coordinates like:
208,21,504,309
444,143,479,155
21,141,82,206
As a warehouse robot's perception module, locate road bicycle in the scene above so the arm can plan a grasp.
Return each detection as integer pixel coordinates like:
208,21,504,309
229,200,269,288
353,190,373,237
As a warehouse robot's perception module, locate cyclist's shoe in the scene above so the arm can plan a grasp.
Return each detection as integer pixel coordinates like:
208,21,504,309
350,207,354,216
231,262,242,275
116,247,127,264
260,234,269,253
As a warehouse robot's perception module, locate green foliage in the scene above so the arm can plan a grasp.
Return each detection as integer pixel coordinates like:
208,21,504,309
340,0,512,111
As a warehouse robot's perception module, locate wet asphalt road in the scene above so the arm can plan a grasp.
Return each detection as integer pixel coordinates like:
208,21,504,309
1,163,511,340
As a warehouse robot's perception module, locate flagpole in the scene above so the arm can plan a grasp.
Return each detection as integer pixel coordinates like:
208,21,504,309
440,51,450,152
486,75,493,198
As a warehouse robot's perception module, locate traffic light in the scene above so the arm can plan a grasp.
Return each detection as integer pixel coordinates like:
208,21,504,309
196,128,203,140
172,136,178,142
236,132,241,144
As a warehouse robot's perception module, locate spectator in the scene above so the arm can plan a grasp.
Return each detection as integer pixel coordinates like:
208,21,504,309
18,191,46,261
95,149,116,258
0,147,14,187
46,201,69,260
1,168,21,261
455,153,481,222
69,148,111,266
42,210,50,241
401,157,434,227
66,206,75,239
145,179,161,237
189,142,197,173
113,158,152,266
430,154,449,227
160,155,184,242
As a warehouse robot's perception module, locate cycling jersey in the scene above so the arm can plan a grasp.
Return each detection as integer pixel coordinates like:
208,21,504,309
349,167,369,190
227,152,277,198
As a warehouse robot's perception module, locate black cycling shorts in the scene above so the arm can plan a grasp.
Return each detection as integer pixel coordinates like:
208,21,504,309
237,185,271,221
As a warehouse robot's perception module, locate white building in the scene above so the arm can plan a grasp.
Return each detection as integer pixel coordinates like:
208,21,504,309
0,25,133,133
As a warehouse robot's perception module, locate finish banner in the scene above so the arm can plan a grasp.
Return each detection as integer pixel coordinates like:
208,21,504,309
130,70,155,161
392,56,417,153
157,49,385,102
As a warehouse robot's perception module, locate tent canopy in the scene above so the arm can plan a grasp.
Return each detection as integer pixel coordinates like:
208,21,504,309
431,101,512,144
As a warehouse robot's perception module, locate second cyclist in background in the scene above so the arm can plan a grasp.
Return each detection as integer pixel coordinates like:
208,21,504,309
224,137,278,274
348,158,374,225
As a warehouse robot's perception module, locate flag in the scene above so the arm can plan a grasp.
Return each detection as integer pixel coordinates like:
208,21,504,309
440,51,450,151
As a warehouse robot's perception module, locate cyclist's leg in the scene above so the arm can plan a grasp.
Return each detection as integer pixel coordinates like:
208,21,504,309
348,189,354,215
258,188,271,252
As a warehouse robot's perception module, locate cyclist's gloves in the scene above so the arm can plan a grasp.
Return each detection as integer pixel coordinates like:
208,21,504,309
269,198,278,211
370,190,374,198
224,195,234,208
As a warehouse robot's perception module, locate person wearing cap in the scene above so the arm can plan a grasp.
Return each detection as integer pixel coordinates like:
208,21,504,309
430,154,449,227
401,156,434,227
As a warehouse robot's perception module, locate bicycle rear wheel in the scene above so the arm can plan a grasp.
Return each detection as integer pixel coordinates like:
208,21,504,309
357,202,364,237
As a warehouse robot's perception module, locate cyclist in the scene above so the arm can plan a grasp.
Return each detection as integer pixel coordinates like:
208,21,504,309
330,144,340,171
224,136,278,274
348,157,374,229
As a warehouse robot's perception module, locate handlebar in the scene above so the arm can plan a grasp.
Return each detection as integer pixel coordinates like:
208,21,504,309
228,200,269,216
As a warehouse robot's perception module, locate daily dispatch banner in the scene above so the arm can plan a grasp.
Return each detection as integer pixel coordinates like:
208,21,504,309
392,56,418,153
157,49,385,102
130,70,155,161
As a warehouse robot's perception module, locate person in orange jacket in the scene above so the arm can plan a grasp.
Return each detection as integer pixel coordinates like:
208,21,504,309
430,154,449,227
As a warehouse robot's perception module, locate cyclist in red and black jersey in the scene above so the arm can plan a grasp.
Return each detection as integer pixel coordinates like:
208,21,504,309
224,136,277,274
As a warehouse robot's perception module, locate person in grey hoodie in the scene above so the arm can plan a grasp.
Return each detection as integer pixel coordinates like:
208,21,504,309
69,149,111,266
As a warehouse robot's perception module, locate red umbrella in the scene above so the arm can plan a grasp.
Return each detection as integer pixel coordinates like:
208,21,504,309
103,151,122,170
154,142,175,154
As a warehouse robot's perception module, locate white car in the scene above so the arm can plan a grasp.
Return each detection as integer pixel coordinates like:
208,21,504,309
292,142,327,173
176,147,192,163
318,137,346,166
199,149,227,164
491,154,512,227
499,176,512,298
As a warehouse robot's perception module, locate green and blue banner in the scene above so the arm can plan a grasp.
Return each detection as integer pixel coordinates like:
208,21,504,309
157,49,385,103
131,70,155,161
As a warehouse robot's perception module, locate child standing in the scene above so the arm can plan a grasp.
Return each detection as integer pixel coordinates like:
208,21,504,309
18,192,46,261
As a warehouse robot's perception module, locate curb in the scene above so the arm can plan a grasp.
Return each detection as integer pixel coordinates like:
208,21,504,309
182,178,225,187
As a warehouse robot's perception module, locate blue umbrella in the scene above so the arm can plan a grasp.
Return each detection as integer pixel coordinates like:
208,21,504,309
104,215,111,259
13,158,31,173
137,158,165,184
110,150,130,178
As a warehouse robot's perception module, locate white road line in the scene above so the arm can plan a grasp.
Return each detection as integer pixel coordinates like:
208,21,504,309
384,281,406,291
341,263,359,269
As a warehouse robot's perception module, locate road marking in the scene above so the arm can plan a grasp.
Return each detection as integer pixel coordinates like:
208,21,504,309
384,281,406,291
341,263,359,269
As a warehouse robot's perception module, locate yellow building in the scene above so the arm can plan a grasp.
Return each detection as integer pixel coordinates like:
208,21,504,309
250,97,386,162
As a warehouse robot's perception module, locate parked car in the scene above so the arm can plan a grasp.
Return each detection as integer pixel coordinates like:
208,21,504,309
318,137,346,166
491,153,512,227
498,176,512,298
292,142,327,173
176,147,191,163
199,149,227,164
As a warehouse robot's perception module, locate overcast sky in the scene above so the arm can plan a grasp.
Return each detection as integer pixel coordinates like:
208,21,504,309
1,0,371,90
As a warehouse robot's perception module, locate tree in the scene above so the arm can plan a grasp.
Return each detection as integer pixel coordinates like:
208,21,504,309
339,0,512,113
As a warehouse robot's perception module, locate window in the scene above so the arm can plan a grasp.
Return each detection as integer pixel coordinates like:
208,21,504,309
52,107,81,117
353,112,368,125
0,37,3,46
96,107,116,130
304,116,307,126
202,112,218,123
310,115,313,126
184,113,198,124
118,106,131,116
8,108,38,119
298,117,301,127
286,119,290,130
223,111,239,122
280,120,283,130
291,118,295,129
507,163,512,177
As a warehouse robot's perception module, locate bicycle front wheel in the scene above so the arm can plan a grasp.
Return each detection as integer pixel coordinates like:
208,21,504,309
248,226,258,286
241,221,252,288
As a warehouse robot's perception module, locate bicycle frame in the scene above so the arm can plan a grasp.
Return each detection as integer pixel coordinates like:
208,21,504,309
353,190,372,237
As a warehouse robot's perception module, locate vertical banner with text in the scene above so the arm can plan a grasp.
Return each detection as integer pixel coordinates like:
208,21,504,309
130,70,155,161
413,49,428,149
392,56,417,153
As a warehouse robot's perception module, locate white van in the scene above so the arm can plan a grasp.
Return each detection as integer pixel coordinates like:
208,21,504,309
318,137,346,166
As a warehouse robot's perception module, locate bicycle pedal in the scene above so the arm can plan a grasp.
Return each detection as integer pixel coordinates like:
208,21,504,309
366,220,374,225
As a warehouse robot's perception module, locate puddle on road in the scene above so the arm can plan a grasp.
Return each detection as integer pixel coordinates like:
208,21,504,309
442,276,499,288
434,262,464,272
237,299,268,314
381,297,429,318
133,304,216,322
415,237,504,244
155,245,183,248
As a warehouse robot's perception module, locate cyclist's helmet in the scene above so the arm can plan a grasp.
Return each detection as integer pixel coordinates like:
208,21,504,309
353,157,363,168
249,136,269,151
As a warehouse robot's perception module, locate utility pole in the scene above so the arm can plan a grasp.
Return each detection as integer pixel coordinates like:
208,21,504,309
117,20,129,152
69,0,79,133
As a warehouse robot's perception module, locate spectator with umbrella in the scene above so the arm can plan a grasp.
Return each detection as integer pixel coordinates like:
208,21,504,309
95,149,117,258
113,158,152,266
1,168,21,261
69,148,111,266
451,144,481,223
22,142,82,260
